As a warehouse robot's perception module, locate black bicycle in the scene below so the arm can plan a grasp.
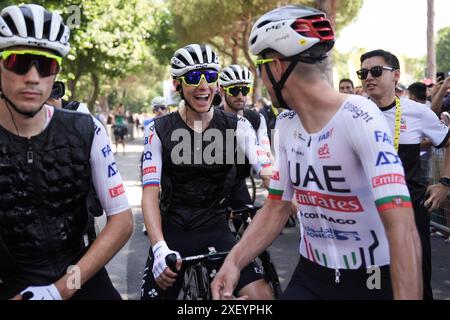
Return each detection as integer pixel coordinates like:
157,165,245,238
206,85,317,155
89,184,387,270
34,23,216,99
227,205,283,298
166,247,228,300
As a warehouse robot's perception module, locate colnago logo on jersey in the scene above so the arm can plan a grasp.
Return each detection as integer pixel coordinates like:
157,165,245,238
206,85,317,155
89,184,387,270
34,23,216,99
300,211,356,225
294,189,363,212
304,226,361,241
318,144,330,159
372,174,406,188
271,171,280,181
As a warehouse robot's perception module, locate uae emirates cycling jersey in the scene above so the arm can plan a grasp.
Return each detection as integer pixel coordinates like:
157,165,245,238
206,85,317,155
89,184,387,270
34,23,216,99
269,95,411,270
379,97,450,203
43,105,130,216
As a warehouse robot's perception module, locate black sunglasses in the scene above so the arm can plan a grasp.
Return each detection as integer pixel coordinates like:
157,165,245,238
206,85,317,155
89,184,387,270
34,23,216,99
225,85,251,97
153,105,167,111
356,66,395,80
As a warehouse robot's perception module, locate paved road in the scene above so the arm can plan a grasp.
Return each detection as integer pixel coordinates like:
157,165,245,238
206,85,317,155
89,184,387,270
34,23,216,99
101,136,450,300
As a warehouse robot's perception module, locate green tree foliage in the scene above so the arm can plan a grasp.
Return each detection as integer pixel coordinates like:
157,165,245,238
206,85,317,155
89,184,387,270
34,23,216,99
436,27,450,74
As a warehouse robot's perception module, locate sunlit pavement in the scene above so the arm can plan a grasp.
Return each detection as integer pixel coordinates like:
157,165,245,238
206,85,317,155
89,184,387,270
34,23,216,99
100,132,450,300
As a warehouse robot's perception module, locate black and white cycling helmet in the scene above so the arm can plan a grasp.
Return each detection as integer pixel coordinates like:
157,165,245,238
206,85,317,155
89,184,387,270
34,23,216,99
219,65,253,87
170,44,220,78
249,5,334,61
0,4,70,57
151,96,166,107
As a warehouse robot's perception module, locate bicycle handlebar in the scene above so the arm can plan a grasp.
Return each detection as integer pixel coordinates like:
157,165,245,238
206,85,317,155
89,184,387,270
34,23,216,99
165,250,229,273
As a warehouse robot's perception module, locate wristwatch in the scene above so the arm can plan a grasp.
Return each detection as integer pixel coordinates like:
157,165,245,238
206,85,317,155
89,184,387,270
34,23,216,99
439,177,450,187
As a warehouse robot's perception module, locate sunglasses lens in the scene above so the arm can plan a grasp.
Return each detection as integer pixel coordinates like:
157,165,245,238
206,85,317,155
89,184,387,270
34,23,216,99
241,86,250,96
204,70,218,84
184,71,202,85
228,87,240,96
370,66,383,78
357,69,369,80
3,53,59,77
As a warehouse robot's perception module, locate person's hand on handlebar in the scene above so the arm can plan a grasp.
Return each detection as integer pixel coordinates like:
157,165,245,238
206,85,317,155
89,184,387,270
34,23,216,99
152,240,181,290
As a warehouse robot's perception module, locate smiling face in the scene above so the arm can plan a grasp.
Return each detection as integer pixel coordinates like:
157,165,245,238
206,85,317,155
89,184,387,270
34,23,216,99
175,69,218,113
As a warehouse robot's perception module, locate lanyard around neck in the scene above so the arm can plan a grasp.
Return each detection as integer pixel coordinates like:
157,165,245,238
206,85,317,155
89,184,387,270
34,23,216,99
394,97,401,152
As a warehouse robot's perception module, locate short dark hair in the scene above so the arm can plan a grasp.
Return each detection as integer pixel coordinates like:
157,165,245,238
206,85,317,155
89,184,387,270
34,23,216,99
360,49,400,70
339,78,354,88
408,82,427,102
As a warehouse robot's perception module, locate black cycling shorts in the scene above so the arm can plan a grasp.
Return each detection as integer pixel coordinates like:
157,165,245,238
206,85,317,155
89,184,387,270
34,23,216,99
140,220,263,300
281,256,393,300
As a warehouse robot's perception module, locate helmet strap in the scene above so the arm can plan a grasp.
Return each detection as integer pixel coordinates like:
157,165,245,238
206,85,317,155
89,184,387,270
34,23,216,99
263,56,299,111
1,92,45,118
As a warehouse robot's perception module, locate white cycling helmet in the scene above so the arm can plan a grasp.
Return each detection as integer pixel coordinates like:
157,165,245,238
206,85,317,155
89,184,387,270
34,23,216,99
249,5,334,60
170,44,220,78
151,96,166,107
0,4,70,57
219,65,253,87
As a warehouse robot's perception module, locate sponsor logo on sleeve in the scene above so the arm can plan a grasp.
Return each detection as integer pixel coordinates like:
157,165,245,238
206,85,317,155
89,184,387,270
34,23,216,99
372,174,406,188
109,184,125,198
375,151,401,166
101,145,112,158
143,166,157,175
374,130,393,145
108,162,118,178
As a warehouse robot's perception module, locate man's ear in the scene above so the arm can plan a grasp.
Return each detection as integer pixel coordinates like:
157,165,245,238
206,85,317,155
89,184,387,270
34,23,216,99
394,69,401,83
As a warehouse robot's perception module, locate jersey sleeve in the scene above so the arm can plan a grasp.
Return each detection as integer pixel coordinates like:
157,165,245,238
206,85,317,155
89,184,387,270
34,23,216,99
236,116,271,175
257,114,272,154
343,99,412,213
142,119,163,188
421,106,450,148
90,117,130,216
268,119,294,202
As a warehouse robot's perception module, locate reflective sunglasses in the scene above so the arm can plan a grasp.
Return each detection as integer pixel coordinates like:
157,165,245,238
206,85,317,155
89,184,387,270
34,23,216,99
224,85,251,97
1,50,62,77
356,66,395,80
255,58,274,77
180,70,219,86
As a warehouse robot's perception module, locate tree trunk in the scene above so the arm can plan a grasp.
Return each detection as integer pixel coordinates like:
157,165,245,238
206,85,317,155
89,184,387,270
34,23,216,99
426,0,436,80
88,73,100,111
315,0,338,86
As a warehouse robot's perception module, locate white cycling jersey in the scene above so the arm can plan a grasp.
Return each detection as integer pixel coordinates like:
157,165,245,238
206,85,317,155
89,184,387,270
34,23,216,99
44,105,129,216
269,95,411,270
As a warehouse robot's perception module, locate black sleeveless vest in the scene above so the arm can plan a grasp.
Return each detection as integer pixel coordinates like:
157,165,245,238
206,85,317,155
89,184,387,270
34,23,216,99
155,109,238,230
0,109,96,296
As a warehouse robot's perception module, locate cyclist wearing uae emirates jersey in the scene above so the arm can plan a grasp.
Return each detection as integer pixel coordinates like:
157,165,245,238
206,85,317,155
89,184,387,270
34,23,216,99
212,5,422,300
218,64,272,207
0,4,132,300
359,49,450,300
140,44,273,300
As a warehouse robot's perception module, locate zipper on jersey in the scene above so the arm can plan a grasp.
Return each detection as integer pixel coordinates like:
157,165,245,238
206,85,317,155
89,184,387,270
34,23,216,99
335,269,341,283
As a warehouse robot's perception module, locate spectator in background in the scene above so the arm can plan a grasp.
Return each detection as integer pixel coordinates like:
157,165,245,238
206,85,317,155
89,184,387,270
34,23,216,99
408,82,432,186
432,76,450,115
338,78,354,94
112,104,127,154
395,83,408,97
126,111,134,140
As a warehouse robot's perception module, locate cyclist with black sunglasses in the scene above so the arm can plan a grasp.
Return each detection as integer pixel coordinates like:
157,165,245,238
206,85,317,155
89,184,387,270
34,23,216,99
359,49,450,300
212,5,422,300
140,44,273,300
0,4,133,300
218,64,272,208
